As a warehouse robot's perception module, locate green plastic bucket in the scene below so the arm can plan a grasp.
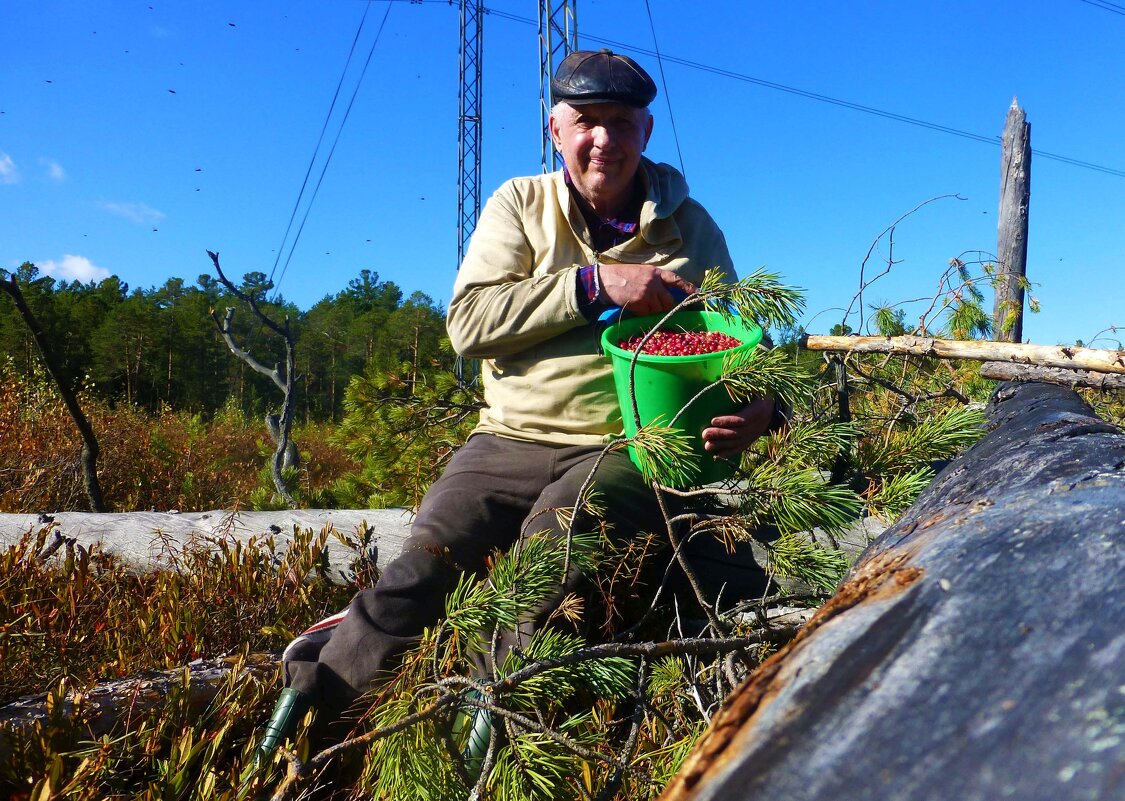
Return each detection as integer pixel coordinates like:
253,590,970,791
600,310,763,486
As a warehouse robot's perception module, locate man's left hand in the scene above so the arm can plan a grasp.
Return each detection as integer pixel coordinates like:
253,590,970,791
701,398,776,459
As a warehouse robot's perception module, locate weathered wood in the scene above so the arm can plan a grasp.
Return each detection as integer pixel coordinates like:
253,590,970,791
802,333,1125,374
208,251,300,507
994,99,1032,342
981,360,1125,391
0,653,279,762
664,382,1125,801
0,509,414,583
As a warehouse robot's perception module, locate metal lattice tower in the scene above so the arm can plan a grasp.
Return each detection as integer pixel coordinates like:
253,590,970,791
456,0,484,270
538,0,578,173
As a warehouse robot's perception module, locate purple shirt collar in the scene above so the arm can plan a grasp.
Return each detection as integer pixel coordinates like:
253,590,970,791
562,164,640,240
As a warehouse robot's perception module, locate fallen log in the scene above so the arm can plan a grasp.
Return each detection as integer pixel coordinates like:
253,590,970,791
663,381,1125,801
0,652,279,764
802,333,1125,374
0,509,414,583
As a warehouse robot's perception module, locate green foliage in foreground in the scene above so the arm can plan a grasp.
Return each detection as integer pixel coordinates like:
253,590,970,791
3,269,1051,800
0,525,359,799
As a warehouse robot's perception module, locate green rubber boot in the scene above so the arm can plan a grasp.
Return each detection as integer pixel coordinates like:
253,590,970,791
252,687,311,770
452,690,493,780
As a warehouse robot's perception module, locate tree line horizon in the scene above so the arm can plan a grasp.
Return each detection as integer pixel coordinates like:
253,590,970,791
0,261,452,423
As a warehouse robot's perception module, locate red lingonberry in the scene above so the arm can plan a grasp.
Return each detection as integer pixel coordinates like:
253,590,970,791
618,329,743,356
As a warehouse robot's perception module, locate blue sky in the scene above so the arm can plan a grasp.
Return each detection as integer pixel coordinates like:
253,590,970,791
3,0,1122,347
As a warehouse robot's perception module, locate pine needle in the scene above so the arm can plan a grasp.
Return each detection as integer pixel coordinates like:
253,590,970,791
721,346,819,413
764,530,849,592
742,462,864,536
629,420,700,487
866,466,935,521
698,268,806,332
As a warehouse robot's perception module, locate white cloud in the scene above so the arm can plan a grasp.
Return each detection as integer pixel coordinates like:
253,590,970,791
0,152,20,184
99,200,166,225
41,158,66,182
38,254,111,284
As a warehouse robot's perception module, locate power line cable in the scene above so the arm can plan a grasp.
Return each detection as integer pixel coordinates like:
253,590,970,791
274,2,393,297
1076,0,1125,17
482,6,1125,179
581,33,1125,179
642,0,686,179
269,1,375,290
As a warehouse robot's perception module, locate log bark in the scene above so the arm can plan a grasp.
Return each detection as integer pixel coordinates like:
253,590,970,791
663,382,1125,801
981,360,1125,391
802,333,1125,374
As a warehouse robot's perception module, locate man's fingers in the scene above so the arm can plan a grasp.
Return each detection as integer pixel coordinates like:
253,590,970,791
658,269,696,294
708,415,749,429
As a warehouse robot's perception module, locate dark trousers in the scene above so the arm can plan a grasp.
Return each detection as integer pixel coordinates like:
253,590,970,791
283,434,674,720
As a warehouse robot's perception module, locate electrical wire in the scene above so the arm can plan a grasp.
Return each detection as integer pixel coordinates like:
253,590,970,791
1076,0,1125,17
483,6,1125,180
274,2,394,294
642,0,686,179
583,33,1125,179
268,1,375,291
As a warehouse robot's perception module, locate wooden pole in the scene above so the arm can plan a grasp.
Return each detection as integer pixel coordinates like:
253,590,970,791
994,98,1031,342
801,334,1125,375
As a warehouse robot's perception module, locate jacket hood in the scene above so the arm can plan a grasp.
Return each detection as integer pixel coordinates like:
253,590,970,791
641,158,690,220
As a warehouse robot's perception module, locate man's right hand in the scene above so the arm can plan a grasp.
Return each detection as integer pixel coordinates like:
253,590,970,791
598,264,696,316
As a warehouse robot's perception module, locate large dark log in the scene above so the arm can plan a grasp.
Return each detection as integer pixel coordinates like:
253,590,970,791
664,382,1125,801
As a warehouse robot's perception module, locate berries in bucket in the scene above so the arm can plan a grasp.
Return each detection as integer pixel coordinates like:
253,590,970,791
617,329,743,356
600,310,763,487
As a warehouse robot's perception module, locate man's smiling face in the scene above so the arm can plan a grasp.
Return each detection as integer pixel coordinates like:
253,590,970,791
549,101,653,216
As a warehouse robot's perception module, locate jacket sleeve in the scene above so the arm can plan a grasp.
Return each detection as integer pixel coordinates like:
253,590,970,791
446,185,588,360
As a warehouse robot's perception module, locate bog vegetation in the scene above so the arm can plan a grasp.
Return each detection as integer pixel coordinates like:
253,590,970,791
1,257,1121,800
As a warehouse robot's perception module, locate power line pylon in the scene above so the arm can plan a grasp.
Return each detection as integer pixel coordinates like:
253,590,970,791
456,0,484,271
455,0,484,381
538,1,578,173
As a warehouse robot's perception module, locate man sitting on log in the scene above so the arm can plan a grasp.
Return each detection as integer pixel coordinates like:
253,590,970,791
256,49,779,759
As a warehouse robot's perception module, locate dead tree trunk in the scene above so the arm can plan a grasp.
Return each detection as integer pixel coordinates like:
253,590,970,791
0,271,107,512
994,98,1031,342
207,251,299,507
664,382,1125,801
0,653,279,763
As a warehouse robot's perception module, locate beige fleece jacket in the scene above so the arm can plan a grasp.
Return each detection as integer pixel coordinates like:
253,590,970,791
446,158,736,446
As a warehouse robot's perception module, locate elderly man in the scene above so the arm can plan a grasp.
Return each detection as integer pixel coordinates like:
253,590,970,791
257,49,776,758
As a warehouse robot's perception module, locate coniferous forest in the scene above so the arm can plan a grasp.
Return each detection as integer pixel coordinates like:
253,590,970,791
1,261,472,512
0,262,448,423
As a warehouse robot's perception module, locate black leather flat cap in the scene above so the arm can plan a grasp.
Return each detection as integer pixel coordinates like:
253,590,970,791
551,49,657,108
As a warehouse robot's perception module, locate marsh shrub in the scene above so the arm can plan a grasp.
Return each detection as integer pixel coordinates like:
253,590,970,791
0,360,359,513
